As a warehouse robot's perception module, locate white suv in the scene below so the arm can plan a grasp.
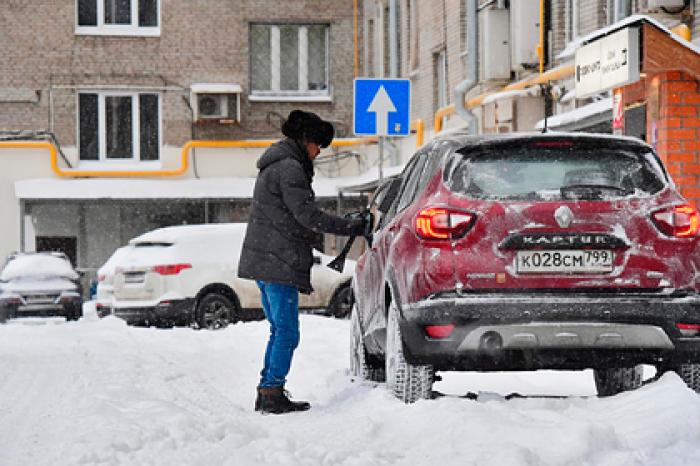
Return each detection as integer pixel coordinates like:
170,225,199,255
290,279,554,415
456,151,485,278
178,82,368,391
96,223,355,328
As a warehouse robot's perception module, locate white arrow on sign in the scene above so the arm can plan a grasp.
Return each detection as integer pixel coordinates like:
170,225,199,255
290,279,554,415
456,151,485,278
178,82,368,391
367,85,396,136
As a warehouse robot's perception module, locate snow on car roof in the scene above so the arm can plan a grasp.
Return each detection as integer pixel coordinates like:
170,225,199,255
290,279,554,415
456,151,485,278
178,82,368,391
1,253,78,281
130,223,248,245
434,130,654,151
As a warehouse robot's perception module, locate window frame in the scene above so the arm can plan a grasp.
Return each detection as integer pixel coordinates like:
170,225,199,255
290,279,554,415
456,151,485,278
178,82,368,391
76,90,162,163
395,152,429,213
75,0,161,37
248,23,332,102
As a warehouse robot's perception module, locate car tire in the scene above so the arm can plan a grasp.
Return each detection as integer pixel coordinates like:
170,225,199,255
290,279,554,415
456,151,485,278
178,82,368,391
66,306,83,322
594,366,643,396
329,282,354,319
0,309,6,324
386,301,433,403
673,364,700,393
350,304,385,382
196,293,236,330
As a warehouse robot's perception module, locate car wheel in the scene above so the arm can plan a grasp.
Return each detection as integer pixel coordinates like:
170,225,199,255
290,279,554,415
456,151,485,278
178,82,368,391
672,364,700,393
0,309,6,324
66,306,83,321
386,301,433,403
196,293,236,330
593,366,643,396
329,283,354,319
350,304,385,382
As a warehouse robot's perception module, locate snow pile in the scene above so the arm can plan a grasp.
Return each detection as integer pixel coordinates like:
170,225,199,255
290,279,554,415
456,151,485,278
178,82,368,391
1,308,699,465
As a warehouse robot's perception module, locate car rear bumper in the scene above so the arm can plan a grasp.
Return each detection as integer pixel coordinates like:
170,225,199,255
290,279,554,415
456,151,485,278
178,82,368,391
399,292,700,371
1,303,81,319
99,298,194,325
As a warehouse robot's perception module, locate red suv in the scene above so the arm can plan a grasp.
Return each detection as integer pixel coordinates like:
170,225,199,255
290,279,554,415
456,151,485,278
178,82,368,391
350,132,700,402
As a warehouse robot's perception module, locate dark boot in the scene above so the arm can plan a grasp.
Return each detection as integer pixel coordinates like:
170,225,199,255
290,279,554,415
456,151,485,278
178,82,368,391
256,386,310,414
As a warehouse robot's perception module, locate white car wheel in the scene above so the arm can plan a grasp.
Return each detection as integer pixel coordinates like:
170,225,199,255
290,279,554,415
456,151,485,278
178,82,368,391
386,301,433,403
196,293,235,330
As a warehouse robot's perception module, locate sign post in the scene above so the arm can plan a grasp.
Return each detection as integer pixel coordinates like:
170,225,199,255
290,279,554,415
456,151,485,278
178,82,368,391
353,78,411,181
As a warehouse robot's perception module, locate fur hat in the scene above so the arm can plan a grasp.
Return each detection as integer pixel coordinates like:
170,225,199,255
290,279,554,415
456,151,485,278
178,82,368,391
282,110,335,148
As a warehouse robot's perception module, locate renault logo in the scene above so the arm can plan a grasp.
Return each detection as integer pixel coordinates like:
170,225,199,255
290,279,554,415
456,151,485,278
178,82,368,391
554,205,574,228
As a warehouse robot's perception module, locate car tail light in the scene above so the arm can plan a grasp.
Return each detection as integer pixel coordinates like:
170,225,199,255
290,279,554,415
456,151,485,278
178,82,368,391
415,207,475,240
0,294,21,305
59,293,81,304
425,324,455,339
97,274,106,282
677,323,700,337
651,204,699,238
152,263,192,275
530,140,574,148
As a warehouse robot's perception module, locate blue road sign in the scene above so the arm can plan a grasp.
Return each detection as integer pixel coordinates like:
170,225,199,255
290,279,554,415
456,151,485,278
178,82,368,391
354,78,411,137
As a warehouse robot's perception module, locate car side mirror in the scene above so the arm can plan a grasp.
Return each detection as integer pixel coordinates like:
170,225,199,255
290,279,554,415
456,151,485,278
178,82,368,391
378,178,402,214
313,255,322,265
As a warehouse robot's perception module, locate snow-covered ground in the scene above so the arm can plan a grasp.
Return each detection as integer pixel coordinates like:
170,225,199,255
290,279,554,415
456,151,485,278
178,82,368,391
2,304,700,466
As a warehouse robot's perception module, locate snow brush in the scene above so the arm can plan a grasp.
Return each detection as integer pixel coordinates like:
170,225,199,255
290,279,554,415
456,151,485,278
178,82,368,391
327,211,373,273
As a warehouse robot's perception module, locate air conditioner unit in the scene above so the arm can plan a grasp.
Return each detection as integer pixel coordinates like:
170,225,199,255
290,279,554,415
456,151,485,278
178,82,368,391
197,94,228,119
510,1,540,69
190,83,242,122
643,0,686,12
481,8,511,81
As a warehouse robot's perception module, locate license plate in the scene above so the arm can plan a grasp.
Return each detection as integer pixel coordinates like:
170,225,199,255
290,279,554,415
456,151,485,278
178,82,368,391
123,272,145,284
516,250,614,273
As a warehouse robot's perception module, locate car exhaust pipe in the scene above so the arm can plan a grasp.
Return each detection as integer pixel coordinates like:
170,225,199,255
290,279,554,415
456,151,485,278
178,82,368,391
479,331,503,353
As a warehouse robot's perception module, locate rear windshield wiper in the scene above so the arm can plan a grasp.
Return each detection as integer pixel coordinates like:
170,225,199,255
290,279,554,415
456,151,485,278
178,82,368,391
560,184,631,199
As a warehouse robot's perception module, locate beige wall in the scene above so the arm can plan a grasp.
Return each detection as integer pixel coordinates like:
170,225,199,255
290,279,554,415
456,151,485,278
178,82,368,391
1,0,357,143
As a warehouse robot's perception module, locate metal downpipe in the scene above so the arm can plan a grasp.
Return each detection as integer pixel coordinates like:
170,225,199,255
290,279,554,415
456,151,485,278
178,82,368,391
454,0,478,134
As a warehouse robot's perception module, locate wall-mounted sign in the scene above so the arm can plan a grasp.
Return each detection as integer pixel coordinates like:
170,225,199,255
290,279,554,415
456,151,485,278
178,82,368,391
575,27,640,98
613,92,623,129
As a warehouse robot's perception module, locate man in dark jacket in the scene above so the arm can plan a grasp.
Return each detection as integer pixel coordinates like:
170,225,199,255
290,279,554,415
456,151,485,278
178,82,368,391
238,110,366,415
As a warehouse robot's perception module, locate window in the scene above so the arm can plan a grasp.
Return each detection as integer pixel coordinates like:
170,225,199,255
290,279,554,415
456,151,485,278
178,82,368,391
76,0,160,36
614,0,631,23
250,24,330,100
78,91,160,162
396,153,428,212
434,50,448,112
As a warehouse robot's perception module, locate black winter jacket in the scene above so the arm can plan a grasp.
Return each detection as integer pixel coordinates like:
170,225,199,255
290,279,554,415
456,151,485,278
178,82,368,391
238,138,363,293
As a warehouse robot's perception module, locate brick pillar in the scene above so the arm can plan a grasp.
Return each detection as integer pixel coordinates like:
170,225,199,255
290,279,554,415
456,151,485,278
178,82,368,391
620,71,700,208
657,71,700,208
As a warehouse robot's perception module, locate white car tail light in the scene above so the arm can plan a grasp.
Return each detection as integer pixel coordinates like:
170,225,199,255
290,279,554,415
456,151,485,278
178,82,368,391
152,264,192,275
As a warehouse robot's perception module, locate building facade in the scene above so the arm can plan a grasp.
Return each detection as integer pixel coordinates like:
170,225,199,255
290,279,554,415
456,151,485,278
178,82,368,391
1,0,372,282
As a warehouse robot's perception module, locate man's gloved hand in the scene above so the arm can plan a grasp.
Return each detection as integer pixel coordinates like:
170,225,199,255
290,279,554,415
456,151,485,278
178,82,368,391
344,210,373,238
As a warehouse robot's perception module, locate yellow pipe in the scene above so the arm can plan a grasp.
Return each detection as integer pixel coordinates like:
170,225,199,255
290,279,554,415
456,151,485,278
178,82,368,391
1,138,378,178
411,119,425,147
433,63,575,133
434,105,456,133
354,0,359,77
539,0,545,75
671,23,691,41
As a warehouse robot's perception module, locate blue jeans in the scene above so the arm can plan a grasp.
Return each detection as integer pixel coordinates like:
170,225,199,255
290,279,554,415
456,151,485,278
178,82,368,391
256,281,300,388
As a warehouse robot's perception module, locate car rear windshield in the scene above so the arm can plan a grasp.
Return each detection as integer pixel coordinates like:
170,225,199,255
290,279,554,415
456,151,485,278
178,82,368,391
446,142,667,200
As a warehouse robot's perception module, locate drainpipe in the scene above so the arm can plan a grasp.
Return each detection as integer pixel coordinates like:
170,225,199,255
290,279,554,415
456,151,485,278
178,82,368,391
454,0,478,134
389,0,398,78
